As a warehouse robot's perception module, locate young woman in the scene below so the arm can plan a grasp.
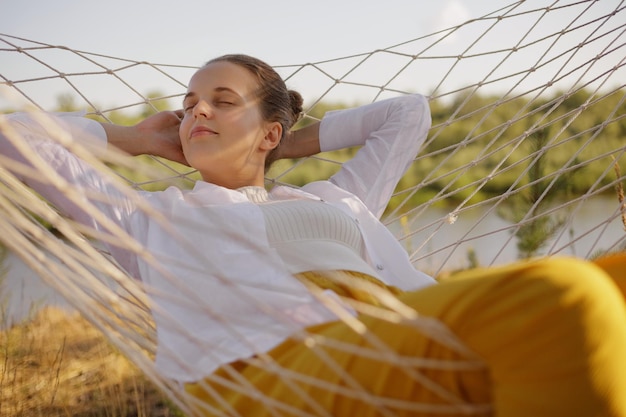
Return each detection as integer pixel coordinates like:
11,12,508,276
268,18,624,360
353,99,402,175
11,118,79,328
1,54,625,416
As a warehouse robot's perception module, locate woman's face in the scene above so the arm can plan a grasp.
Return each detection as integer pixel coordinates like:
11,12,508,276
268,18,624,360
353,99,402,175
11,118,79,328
179,61,278,188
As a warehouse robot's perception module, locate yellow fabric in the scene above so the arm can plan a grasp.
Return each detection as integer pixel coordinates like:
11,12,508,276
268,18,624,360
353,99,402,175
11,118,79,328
294,269,404,307
186,256,626,417
593,251,626,297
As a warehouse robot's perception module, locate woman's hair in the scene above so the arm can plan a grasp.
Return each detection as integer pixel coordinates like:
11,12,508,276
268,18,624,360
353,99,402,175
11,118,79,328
206,54,303,171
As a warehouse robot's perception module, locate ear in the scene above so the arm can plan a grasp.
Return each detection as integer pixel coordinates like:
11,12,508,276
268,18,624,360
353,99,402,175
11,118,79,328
259,121,282,151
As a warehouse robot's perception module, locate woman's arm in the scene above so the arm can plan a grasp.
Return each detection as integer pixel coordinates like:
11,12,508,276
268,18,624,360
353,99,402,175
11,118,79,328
326,95,430,219
102,110,187,165
277,122,321,160
281,95,431,219
0,111,143,275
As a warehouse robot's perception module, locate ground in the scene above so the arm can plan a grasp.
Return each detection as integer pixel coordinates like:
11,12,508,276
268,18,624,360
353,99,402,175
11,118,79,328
0,307,182,417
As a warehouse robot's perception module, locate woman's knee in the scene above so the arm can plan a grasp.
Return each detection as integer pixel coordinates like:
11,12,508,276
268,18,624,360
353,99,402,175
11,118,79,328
492,257,626,415
435,257,626,365
593,251,626,299
525,257,625,316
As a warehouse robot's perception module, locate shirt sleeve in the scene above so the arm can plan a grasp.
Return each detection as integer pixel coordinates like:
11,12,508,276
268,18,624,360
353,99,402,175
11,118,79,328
318,94,431,219
0,111,139,276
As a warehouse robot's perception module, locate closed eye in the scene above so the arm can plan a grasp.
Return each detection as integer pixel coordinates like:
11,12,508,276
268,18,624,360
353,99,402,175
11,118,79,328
182,91,197,112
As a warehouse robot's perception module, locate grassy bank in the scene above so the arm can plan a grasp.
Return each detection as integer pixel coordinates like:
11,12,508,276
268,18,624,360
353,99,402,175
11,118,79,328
0,307,181,417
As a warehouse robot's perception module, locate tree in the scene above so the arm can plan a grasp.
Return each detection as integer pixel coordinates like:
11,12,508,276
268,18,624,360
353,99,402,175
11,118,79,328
498,129,573,259
139,91,171,119
54,93,79,112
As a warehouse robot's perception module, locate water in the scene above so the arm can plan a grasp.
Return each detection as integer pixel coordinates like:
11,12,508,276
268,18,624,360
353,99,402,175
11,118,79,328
2,195,624,327
402,195,625,273
0,252,70,328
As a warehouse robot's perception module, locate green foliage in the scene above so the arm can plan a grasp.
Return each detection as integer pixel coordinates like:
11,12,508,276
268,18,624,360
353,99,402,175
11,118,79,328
498,129,573,258
55,93,80,112
139,91,172,119
422,89,624,201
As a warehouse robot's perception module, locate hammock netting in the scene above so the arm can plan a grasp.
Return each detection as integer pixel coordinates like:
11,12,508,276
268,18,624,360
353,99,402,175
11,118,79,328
1,0,625,415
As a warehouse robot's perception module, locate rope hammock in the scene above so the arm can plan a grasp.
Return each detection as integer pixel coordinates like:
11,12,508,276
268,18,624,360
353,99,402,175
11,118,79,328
1,0,625,415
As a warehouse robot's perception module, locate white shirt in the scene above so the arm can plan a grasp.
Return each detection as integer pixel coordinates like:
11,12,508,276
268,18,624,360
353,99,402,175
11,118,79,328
0,94,435,381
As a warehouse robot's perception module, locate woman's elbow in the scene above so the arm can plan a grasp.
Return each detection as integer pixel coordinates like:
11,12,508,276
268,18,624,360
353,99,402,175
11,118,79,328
392,94,432,145
397,94,431,125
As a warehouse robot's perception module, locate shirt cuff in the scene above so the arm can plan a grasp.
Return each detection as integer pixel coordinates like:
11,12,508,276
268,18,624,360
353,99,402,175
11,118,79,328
6,111,108,151
319,106,369,152
54,112,108,150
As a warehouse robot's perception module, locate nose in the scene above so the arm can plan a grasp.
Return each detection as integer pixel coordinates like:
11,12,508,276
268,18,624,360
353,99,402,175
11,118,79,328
193,100,213,119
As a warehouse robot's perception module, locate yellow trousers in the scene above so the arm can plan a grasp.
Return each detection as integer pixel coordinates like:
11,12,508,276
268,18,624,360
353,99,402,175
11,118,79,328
186,254,626,416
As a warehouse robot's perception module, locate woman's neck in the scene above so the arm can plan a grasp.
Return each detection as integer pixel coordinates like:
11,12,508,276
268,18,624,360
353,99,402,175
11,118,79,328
200,171,265,190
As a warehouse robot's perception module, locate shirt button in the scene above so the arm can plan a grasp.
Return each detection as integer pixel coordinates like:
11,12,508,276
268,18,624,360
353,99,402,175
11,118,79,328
354,218,360,224
376,264,384,271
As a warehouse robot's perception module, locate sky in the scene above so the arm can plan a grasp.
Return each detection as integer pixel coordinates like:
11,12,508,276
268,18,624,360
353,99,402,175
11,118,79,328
1,0,477,65
1,0,624,111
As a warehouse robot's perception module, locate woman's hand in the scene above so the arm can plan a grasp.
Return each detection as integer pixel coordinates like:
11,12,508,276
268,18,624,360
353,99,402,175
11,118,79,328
135,110,187,165
102,110,188,166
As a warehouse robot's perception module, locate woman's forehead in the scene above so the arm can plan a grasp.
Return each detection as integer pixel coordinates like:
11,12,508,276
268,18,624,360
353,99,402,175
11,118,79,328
187,61,258,96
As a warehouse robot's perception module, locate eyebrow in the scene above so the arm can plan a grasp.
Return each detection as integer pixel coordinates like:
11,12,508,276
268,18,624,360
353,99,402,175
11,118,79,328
182,92,195,103
182,87,241,104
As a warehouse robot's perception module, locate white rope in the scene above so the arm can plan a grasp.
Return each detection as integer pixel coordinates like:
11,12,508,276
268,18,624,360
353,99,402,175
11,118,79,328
1,1,625,415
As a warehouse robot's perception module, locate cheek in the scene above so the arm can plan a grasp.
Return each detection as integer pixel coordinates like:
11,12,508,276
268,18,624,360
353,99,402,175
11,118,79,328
179,118,192,150
230,111,265,137
179,117,190,138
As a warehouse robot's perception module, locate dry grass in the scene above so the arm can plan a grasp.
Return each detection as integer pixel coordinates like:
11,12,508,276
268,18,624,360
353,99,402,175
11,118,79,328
0,306,182,417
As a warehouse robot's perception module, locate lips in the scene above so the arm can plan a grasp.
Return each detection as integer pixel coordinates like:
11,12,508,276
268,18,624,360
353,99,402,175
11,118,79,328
190,125,217,138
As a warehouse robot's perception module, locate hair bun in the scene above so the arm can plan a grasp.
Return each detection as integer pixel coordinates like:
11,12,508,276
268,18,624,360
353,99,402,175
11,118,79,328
288,90,304,123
